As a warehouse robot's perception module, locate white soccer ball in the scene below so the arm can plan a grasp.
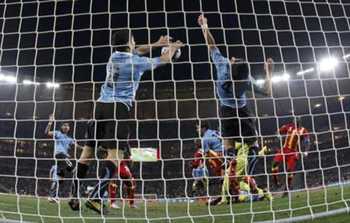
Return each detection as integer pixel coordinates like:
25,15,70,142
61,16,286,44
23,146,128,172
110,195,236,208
161,47,181,60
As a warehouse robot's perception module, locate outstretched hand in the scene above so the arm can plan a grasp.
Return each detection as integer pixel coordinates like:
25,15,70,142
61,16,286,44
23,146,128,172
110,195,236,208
197,15,208,27
49,113,54,122
172,40,184,49
264,58,274,77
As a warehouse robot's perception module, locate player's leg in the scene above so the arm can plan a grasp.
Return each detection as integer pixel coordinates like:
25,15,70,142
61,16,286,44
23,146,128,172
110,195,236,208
220,105,238,159
207,150,224,177
272,149,283,187
68,145,94,210
238,107,258,175
119,161,136,208
285,154,298,191
48,165,59,203
86,102,129,214
108,181,119,209
52,154,68,199
86,148,123,213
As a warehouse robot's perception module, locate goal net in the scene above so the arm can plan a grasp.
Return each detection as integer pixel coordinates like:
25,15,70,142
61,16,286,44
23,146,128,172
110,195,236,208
0,0,350,222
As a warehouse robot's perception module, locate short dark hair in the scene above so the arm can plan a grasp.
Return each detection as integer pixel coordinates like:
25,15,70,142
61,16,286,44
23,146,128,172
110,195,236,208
231,60,249,81
112,29,132,52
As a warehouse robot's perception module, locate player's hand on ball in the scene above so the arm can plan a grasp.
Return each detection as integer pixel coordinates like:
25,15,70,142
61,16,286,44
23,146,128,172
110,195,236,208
172,40,184,48
156,35,173,47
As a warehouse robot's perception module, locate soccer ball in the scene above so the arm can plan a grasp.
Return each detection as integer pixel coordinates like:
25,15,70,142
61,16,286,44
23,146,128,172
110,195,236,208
161,47,181,60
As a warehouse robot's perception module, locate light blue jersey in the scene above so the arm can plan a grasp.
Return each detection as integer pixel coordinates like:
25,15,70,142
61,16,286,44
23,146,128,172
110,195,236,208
98,51,162,108
210,47,247,109
202,129,224,153
192,167,208,179
54,131,74,156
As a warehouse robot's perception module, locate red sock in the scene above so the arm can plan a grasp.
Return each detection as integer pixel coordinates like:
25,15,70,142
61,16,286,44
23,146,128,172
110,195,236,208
272,167,280,186
108,183,117,205
127,183,135,205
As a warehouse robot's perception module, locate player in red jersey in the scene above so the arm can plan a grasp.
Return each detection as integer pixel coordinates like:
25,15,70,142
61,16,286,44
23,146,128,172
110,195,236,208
108,159,136,209
272,118,311,192
191,140,209,201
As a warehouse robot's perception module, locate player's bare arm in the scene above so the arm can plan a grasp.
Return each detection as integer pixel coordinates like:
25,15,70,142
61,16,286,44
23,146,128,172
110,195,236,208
136,35,173,55
45,114,54,138
198,15,216,50
264,58,274,97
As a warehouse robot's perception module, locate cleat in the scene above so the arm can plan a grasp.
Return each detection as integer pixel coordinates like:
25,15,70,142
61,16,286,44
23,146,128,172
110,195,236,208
208,197,222,206
281,191,289,197
86,199,107,215
258,146,270,156
110,202,120,209
129,204,138,209
48,197,59,204
68,199,80,211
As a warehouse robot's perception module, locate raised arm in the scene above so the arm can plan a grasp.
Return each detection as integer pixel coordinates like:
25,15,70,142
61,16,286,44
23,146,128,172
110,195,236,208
136,35,173,55
264,58,273,97
198,15,216,50
45,114,54,138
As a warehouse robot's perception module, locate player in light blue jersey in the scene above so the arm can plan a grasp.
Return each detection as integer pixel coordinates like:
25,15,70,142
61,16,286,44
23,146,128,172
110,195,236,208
198,15,273,155
69,29,184,213
45,114,81,203
197,122,224,154
198,15,273,158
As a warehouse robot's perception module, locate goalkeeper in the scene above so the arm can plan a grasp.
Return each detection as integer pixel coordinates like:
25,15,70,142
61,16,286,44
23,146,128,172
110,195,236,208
237,176,272,203
68,29,183,214
214,142,272,205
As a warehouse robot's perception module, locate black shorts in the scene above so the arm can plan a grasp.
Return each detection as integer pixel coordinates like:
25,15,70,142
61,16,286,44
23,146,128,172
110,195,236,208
219,105,257,144
86,102,130,150
55,153,74,177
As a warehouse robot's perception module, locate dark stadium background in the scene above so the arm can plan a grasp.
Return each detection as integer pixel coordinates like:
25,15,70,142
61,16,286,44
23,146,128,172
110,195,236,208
0,0,349,197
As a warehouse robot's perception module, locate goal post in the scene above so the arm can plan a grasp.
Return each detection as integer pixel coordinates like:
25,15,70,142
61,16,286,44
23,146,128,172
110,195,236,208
0,0,349,222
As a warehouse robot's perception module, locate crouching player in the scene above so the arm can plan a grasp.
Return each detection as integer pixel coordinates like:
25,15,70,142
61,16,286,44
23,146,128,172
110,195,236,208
214,142,249,205
271,118,310,194
108,160,136,209
191,141,209,202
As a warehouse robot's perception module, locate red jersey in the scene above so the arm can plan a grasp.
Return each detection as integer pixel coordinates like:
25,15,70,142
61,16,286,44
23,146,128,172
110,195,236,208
192,149,204,168
279,123,310,151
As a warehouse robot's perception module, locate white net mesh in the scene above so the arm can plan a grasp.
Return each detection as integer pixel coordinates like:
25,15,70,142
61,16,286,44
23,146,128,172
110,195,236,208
0,0,350,222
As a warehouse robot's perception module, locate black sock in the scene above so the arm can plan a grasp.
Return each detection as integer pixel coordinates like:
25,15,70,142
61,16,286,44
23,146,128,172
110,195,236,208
89,160,117,200
224,147,236,169
71,162,88,198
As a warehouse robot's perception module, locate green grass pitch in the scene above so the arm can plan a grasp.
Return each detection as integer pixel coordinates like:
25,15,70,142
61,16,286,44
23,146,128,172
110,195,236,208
0,185,349,223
